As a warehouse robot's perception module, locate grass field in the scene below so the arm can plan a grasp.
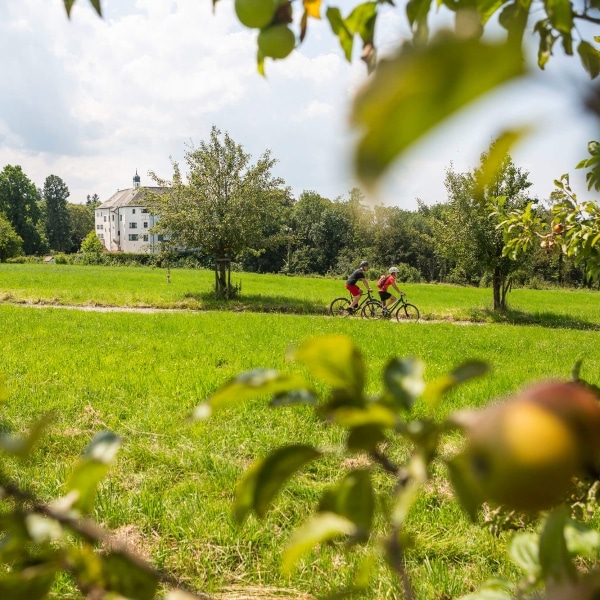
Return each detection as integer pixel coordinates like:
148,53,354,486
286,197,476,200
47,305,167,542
1,264,599,598
1,263,599,327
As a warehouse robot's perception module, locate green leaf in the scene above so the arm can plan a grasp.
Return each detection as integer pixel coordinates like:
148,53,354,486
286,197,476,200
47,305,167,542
0,413,53,460
63,0,76,17
476,0,511,24
293,335,365,397
390,453,428,526
66,460,110,515
544,0,573,33
351,33,525,186
235,444,322,521
65,544,104,591
406,0,431,40
270,388,316,406
346,424,387,451
446,453,484,521
193,370,313,419
344,2,377,44
564,518,600,557
423,360,489,408
234,459,262,523
89,0,103,16
326,7,354,61
318,469,374,531
474,129,530,194
282,512,357,574
328,402,398,428
0,565,57,600
66,431,121,514
508,533,540,576
577,41,600,79
382,357,425,411
539,506,576,583
101,551,159,600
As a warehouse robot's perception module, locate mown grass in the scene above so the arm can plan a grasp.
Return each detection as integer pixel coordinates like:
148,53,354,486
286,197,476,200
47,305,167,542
1,291,600,599
1,263,599,328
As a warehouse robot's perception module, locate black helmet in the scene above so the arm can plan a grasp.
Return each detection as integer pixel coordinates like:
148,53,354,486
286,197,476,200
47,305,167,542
360,261,369,268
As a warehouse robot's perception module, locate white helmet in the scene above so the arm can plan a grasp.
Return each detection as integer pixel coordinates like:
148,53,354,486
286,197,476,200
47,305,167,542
389,267,399,274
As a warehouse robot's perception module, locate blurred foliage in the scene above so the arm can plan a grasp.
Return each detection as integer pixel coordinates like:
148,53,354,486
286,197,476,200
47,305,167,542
194,334,600,599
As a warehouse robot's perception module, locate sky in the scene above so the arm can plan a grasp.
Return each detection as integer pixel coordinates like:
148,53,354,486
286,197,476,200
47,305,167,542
0,0,597,210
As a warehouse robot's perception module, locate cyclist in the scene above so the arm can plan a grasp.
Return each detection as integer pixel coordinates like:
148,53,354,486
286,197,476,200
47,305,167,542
345,260,372,313
377,267,403,315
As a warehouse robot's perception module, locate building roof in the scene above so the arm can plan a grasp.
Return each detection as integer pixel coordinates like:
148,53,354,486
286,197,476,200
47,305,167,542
97,186,163,210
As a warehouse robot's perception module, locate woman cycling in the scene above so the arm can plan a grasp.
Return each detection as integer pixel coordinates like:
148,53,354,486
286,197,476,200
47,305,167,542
377,267,402,315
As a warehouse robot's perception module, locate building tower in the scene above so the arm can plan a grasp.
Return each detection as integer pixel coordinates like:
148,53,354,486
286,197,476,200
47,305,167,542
133,169,141,189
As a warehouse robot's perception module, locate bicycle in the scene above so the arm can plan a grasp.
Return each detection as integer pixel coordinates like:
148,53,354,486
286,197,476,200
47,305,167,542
329,289,376,317
361,292,420,322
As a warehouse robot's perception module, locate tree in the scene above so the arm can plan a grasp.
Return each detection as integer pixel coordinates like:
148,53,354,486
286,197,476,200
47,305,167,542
68,203,95,252
80,230,104,254
43,175,73,253
0,165,45,255
498,146,600,286
147,126,287,298
0,215,22,262
86,193,100,207
433,149,533,309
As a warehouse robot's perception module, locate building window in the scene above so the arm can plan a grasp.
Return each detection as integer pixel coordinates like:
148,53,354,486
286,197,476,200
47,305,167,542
143,221,149,228
129,222,137,229
142,235,149,242
103,216,107,222
141,208,149,214
98,234,104,239
132,209,136,214
158,235,164,242
128,234,139,241
112,215,114,221
120,215,123,221
96,224,102,230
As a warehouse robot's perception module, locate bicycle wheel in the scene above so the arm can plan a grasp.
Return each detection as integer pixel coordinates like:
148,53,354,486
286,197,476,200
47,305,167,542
361,300,386,319
396,303,420,322
330,297,352,317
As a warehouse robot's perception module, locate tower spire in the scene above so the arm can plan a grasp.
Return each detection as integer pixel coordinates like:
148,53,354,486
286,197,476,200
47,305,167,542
133,169,141,189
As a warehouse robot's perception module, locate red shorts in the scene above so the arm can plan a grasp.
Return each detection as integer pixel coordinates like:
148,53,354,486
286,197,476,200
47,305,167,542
346,284,361,296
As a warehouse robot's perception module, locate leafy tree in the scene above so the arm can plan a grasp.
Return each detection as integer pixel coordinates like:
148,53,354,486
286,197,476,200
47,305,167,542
147,126,287,298
0,214,22,261
499,174,600,285
80,230,104,254
43,175,73,253
68,203,95,252
433,149,533,308
0,165,45,255
237,187,295,273
86,193,101,207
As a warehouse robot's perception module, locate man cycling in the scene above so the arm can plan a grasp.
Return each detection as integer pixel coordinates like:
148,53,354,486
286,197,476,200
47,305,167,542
345,260,372,313
377,267,402,316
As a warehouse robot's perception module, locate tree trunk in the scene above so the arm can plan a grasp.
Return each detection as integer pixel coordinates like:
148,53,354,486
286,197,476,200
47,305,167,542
492,267,512,311
215,256,231,299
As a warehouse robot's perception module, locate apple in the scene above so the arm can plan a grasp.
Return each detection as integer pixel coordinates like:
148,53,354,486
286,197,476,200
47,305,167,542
234,0,278,29
553,223,564,233
257,24,295,59
458,381,600,511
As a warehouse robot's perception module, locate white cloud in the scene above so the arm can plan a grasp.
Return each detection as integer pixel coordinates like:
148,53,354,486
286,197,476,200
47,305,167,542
0,0,596,209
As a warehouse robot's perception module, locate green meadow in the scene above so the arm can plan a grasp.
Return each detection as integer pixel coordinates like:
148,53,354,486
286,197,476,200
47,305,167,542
1,263,599,327
1,264,599,598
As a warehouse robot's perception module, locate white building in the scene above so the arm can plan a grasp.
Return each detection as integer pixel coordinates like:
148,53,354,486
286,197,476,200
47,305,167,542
94,172,164,253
